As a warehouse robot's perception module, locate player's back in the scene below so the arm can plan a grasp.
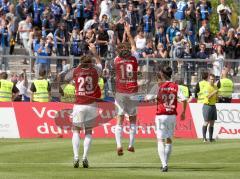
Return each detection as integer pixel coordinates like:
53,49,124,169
114,56,138,93
73,65,101,104
157,81,178,115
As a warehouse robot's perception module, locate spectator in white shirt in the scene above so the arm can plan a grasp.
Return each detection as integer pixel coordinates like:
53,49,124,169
18,15,32,64
15,69,29,101
99,0,112,21
211,45,225,80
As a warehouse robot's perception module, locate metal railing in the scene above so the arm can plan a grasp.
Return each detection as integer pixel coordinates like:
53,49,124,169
0,55,240,96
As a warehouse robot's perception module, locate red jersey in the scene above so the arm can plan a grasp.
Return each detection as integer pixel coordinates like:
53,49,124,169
114,56,138,93
73,66,101,104
156,82,178,115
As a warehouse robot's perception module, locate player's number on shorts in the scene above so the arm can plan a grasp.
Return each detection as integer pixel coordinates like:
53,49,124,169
120,64,133,79
162,94,176,110
78,76,93,91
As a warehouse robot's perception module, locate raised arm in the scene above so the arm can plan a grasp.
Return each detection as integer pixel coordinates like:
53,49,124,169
89,43,101,65
124,23,136,52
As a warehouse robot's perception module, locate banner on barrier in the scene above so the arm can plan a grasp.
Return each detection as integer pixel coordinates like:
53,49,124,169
190,103,240,139
0,102,197,139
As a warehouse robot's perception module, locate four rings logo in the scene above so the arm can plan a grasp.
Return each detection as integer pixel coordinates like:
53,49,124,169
217,109,240,123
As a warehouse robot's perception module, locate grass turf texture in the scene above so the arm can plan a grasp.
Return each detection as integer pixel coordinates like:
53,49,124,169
0,139,239,179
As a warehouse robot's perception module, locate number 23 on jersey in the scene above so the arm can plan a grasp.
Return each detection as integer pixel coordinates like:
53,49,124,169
77,76,93,94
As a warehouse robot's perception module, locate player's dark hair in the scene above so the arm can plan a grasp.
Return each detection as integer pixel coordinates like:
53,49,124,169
161,66,172,79
1,72,8,79
201,70,209,80
209,73,215,79
39,69,46,77
117,42,131,52
117,42,131,58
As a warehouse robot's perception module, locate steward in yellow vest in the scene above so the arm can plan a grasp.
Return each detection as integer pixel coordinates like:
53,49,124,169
30,70,50,102
60,82,76,103
179,85,190,98
0,72,19,102
194,70,209,103
203,83,218,106
98,77,104,99
217,70,233,103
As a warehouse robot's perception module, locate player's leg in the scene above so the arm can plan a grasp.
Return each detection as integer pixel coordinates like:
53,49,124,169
114,93,125,155
82,128,92,168
155,115,168,171
72,105,85,168
115,115,124,155
82,103,98,167
72,126,81,168
165,138,172,172
128,115,137,152
127,94,138,152
209,105,217,142
202,121,209,142
163,115,176,172
202,105,210,142
209,120,215,142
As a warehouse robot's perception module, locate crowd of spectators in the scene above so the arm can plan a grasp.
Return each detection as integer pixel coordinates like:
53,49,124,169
0,0,239,87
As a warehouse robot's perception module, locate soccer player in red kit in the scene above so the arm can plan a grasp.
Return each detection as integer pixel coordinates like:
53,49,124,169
146,66,187,172
114,37,139,155
65,44,102,168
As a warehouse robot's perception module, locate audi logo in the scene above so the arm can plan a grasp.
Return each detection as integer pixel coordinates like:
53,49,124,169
217,109,240,123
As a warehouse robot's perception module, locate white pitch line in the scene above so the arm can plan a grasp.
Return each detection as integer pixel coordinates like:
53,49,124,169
0,162,240,165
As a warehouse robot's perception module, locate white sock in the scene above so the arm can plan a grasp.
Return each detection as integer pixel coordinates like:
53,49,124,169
83,134,92,160
158,141,167,167
165,143,172,165
115,125,123,148
72,132,80,159
129,124,137,148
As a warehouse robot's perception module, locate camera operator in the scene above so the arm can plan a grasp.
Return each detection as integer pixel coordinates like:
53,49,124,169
217,0,231,29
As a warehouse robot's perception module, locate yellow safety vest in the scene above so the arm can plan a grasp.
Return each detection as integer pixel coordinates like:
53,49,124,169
61,84,75,103
203,84,218,105
179,85,189,99
218,78,233,98
197,80,209,103
98,77,104,99
0,79,13,102
33,79,49,102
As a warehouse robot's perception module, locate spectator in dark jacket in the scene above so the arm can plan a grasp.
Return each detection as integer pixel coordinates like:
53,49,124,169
0,19,10,70
15,0,27,22
126,3,139,37
96,23,109,58
141,7,154,39
28,0,45,27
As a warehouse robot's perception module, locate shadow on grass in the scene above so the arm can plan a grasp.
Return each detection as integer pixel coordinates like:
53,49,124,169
86,166,161,169
87,166,231,172
170,166,227,172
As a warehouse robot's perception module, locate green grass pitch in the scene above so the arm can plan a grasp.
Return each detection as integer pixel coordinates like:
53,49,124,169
0,139,240,179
